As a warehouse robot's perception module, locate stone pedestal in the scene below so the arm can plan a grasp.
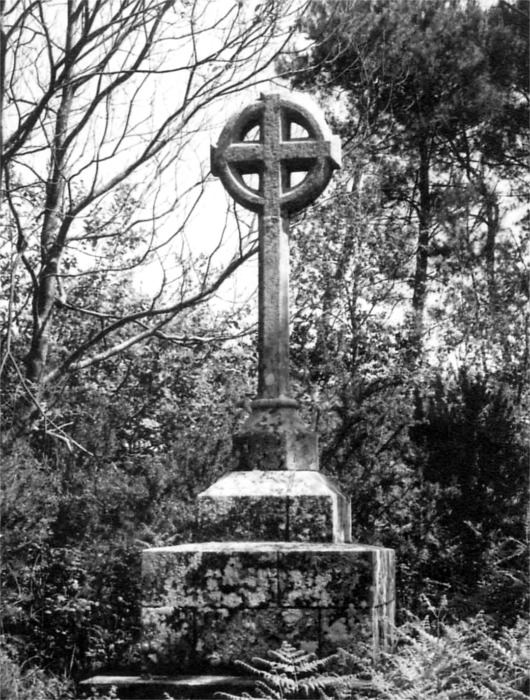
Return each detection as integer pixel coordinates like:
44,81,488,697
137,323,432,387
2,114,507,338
141,542,395,674
140,466,395,676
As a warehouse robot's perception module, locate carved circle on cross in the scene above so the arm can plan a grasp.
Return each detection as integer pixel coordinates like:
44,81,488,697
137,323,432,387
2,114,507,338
211,93,341,215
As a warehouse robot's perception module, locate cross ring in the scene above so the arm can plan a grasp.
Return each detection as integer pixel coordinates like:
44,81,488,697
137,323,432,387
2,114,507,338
211,93,341,215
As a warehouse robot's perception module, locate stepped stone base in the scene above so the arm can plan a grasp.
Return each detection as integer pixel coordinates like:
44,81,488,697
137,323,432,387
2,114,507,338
141,542,395,675
197,471,351,543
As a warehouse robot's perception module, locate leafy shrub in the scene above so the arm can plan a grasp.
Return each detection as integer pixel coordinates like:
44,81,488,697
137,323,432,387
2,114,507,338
1,330,250,677
302,364,529,623
1,542,142,678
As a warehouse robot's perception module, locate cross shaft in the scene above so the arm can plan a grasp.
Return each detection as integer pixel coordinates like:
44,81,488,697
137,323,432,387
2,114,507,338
257,95,295,403
228,95,329,402
211,92,340,469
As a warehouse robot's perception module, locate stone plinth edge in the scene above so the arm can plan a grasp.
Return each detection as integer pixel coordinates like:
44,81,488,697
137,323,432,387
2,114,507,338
196,471,351,543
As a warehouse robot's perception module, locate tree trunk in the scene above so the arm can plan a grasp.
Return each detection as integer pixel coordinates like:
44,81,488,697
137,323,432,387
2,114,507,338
410,137,432,355
25,2,76,391
481,185,499,314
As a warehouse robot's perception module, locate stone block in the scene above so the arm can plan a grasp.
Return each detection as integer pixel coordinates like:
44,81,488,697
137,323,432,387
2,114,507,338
373,547,396,652
141,542,395,674
320,606,373,656
142,606,196,671
233,406,318,471
196,471,351,543
142,547,279,609
277,549,372,608
141,606,322,674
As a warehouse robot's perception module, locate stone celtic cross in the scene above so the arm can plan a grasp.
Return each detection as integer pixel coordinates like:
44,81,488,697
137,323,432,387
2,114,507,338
135,98,393,685
211,93,341,470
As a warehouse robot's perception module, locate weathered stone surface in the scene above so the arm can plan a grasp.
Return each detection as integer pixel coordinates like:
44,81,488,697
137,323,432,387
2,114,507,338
141,542,395,674
321,606,373,655
210,92,341,216
132,95,397,693
196,471,351,543
142,606,323,674
199,496,288,541
233,404,319,471
373,547,396,652
277,550,371,607
211,94,341,468
142,548,279,609
79,674,259,700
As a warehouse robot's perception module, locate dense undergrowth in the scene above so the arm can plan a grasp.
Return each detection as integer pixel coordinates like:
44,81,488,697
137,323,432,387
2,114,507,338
214,615,530,700
2,611,528,699
2,367,527,683
1,331,528,694
0,640,75,700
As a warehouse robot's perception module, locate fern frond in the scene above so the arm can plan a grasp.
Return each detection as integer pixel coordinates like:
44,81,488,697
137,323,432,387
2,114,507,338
254,679,284,700
217,691,255,700
236,658,274,679
223,640,340,700
337,612,530,700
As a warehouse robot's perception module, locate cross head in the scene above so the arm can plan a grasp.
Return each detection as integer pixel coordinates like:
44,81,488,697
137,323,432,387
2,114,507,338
211,92,341,408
